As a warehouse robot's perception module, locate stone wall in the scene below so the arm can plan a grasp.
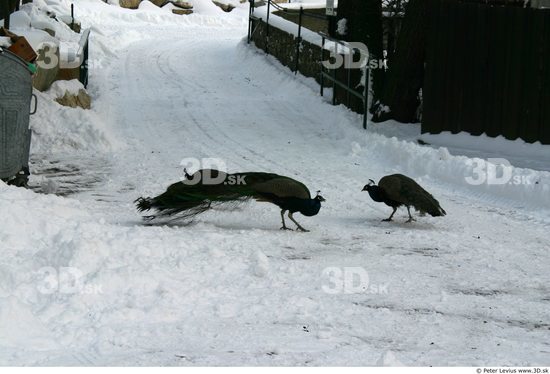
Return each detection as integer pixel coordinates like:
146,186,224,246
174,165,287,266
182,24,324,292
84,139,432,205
250,19,366,115
250,18,323,84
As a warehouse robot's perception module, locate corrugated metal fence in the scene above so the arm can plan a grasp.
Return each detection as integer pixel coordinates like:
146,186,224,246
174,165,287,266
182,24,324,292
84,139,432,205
422,0,550,144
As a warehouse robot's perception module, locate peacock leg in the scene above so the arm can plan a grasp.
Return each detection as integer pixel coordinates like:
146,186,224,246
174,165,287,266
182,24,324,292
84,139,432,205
406,206,416,222
382,207,397,222
280,210,292,230
288,212,309,232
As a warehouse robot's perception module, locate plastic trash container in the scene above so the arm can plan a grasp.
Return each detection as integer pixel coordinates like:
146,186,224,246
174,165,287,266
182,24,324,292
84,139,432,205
0,47,36,187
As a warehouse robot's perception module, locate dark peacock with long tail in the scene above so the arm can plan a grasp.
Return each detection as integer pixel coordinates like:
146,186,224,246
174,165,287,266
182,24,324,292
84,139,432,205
136,169,325,231
362,174,446,222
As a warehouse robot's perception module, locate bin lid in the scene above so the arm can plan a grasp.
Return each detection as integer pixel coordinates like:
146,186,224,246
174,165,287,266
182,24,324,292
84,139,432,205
0,47,35,74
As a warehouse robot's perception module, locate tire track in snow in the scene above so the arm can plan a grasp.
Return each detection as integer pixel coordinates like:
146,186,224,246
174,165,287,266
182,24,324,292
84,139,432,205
144,38,305,177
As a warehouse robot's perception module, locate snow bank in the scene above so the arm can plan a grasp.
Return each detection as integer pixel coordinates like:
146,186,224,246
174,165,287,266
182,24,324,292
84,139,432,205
138,0,166,12
419,131,550,170
95,1,247,27
0,179,301,363
6,2,82,69
2,3,116,155
358,131,550,217
27,5,81,43
7,28,59,50
30,0,75,16
9,10,32,28
46,78,86,97
193,0,233,15
0,181,106,353
0,37,11,47
30,88,116,154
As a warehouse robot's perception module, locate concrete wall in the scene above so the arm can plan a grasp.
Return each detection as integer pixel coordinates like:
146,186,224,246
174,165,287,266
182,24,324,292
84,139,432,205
33,47,60,92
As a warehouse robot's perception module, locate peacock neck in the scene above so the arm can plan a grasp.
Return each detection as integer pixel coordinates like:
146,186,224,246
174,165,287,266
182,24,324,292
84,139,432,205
299,199,321,217
367,186,386,202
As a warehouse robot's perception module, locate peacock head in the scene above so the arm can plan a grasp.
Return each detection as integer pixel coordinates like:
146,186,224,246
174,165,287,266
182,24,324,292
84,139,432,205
362,179,376,192
314,190,326,202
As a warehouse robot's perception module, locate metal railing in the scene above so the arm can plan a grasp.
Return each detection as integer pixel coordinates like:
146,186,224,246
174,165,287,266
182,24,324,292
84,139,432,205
248,0,328,74
319,32,370,129
247,1,369,130
247,0,262,44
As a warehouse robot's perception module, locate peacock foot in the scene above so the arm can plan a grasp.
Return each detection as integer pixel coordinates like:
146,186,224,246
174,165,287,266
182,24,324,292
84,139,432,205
296,227,309,232
406,217,416,223
280,226,293,231
382,218,392,222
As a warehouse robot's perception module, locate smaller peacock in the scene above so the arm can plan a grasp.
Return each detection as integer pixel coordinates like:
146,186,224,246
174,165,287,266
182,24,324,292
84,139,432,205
135,169,325,231
362,174,446,222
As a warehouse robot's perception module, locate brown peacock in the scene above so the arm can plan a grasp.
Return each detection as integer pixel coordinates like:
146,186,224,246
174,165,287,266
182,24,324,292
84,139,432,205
362,174,446,222
136,169,325,231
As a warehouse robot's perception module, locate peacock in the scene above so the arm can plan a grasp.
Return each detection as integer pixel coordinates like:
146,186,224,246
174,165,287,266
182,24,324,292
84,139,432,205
362,174,446,222
135,169,325,231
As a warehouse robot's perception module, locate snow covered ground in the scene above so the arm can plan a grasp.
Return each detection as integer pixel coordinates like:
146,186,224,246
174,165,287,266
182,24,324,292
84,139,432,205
1,0,549,366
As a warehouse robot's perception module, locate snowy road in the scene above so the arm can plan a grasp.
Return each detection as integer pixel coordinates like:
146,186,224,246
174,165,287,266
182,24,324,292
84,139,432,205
1,0,549,366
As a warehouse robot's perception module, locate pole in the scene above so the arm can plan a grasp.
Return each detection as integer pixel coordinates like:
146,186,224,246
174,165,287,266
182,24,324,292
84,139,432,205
71,3,74,31
2,1,10,29
265,0,271,54
294,7,303,74
247,0,252,43
363,65,369,129
320,35,325,97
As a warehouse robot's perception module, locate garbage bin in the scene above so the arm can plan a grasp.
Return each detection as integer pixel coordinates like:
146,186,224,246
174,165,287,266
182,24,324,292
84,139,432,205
0,48,36,187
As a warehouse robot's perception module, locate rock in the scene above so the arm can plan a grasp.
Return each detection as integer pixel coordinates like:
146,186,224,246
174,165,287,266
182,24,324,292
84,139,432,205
76,89,92,109
172,9,193,15
150,0,168,6
212,1,235,12
119,0,142,9
171,0,193,9
57,15,82,33
42,28,56,37
54,92,79,108
70,21,81,34
55,89,91,110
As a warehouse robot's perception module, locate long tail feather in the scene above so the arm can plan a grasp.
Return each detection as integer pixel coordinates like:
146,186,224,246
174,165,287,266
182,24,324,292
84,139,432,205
412,191,446,217
135,173,267,222
135,197,153,212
